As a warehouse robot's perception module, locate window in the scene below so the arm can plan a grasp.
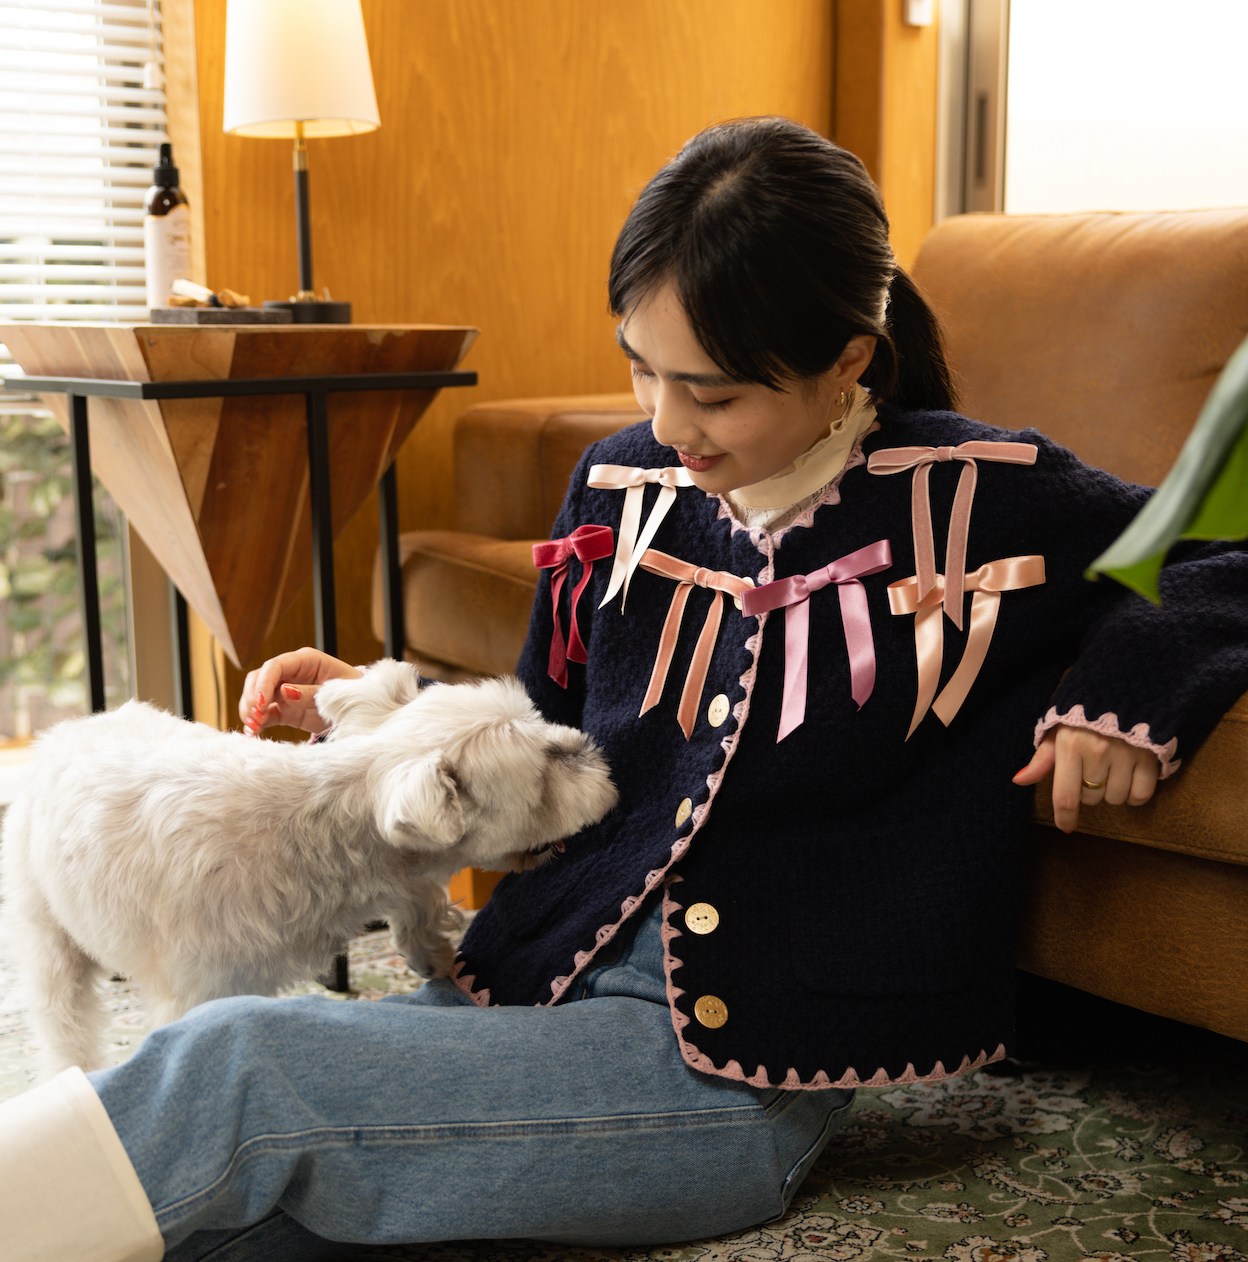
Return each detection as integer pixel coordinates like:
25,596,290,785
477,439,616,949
0,0,168,745
940,0,1248,217
1005,0,1248,214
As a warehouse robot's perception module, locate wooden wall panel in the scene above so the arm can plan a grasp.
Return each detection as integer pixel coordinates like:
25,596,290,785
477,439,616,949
190,0,835,708
834,0,940,270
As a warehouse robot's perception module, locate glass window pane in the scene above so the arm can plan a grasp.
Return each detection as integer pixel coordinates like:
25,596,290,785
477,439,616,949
1005,0,1248,213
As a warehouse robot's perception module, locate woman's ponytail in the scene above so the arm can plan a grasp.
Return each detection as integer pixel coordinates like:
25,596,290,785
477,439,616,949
860,268,958,413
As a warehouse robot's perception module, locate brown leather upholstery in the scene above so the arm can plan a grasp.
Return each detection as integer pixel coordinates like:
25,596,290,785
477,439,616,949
911,209,1248,1040
375,212,1248,1029
371,395,643,678
912,209,1248,487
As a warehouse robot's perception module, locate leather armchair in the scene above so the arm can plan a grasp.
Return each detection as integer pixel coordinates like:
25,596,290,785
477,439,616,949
375,209,1248,1040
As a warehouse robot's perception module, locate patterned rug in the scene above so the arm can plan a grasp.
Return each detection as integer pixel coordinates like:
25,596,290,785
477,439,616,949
2,929,1245,1262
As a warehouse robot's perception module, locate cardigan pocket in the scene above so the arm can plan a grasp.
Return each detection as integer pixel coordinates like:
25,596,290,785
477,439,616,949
788,826,1017,997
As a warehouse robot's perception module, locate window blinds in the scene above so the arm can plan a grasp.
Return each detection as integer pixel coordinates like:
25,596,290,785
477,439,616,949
0,0,166,329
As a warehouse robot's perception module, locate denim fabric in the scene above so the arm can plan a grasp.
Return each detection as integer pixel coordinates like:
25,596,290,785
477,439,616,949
90,899,853,1261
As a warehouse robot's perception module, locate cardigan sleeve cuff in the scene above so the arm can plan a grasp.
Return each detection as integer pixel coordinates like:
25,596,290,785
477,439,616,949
1033,704,1181,779
1034,701,1176,777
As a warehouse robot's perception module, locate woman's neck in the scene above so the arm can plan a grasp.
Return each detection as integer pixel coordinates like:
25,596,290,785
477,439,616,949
725,385,876,527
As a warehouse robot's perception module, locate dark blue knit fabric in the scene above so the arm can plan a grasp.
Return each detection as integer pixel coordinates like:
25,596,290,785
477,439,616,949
456,406,1248,1086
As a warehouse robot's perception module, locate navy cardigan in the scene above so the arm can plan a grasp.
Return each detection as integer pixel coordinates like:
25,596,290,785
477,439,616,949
453,407,1248,1089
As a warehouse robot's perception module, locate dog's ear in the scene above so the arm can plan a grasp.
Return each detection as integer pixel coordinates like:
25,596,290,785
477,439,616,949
316,660,423,739
377,757,466,849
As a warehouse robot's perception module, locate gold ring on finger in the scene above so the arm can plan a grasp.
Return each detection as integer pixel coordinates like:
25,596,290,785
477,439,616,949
1081,778,1106,791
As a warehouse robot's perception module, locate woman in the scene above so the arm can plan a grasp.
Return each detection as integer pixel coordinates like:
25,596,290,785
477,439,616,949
5,117,1245,1262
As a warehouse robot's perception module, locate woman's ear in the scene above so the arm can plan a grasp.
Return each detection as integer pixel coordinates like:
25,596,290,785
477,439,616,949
835,334,877,388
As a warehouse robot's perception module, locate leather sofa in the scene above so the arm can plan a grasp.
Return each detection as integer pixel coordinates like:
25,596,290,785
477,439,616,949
374,209,1248,1041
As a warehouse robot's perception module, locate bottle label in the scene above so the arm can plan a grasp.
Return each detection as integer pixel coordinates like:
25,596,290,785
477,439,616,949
145,204,192,310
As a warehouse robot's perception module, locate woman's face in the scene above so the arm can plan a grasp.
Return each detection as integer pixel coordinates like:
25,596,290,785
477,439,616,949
617,283,874,496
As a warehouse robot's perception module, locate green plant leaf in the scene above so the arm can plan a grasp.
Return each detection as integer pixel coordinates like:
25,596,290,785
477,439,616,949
1087,331,1248,601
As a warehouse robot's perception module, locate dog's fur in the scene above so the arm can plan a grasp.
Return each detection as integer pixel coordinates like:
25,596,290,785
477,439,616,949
0,661,617,1078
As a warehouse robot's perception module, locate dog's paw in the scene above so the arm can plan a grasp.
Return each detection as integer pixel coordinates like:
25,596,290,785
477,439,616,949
401,934,456,980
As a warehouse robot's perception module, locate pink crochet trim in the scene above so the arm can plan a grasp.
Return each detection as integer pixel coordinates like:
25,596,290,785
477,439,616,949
448,960,491,1007
715,419,880,545
540,533,777,1007
662,887,1005,1089
1034,705,1180,779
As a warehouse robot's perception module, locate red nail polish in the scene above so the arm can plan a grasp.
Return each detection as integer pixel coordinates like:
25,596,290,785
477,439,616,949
282,684,300,701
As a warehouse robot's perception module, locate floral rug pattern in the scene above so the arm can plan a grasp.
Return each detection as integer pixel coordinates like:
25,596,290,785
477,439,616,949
2,929,1245,1261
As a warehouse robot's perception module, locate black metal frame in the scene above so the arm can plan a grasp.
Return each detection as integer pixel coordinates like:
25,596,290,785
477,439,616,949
4,368,477,991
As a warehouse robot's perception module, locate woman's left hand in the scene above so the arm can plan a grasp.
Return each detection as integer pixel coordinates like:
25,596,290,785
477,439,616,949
1012,725,1160,833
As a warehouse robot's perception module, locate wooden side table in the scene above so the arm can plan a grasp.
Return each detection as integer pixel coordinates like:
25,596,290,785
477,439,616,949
1,324,478,710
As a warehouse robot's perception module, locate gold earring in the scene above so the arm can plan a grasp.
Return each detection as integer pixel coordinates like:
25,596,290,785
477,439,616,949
836,389,848,410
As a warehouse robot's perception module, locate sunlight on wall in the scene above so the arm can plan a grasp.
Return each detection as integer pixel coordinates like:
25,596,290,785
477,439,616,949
1005,0,1248,213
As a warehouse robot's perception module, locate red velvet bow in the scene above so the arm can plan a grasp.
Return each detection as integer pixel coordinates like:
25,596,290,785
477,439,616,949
533,525,615,687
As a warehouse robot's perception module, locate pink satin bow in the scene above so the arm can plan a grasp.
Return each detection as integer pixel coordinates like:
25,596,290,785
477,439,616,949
587,464,696,609
887,554,1046,739
532,524,615,687
867,441,1037,630
741,539,893,742
636,549,756,739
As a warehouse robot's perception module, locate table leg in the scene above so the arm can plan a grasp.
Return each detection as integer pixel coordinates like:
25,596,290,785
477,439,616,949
304,390,349,992
379,462,404,660
68,393,106,714
171,585,194,722
305,390,338,659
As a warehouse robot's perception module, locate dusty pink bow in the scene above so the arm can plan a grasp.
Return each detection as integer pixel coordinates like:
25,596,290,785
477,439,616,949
888,554,1046,739
587,464,696,609
532,524,615,687
637,549,756,739
867,441,1037,630
741,539,893,742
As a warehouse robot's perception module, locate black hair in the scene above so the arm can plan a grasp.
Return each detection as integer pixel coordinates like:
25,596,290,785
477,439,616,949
608,116,956,412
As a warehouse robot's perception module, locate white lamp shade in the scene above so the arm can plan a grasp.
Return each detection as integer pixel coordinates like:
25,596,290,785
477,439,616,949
223,0,380,138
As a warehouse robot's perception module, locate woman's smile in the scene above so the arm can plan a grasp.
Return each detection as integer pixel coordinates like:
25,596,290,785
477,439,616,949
617,282,873,496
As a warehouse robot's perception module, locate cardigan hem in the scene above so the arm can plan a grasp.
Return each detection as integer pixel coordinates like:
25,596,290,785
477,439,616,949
661,887,1007,1089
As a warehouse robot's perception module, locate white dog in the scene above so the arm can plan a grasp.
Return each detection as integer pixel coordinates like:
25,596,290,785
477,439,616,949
0,661,616,1078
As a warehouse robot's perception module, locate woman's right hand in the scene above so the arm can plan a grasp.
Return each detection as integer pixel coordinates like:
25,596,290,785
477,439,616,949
239,648,363,736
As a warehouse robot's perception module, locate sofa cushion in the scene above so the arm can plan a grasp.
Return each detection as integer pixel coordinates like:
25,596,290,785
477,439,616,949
912,208,1248,487
453,394,645,539
371,532,538,677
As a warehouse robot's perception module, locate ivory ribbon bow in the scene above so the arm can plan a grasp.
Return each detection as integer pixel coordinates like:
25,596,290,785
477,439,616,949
740,539,893,742
587,464,696,610
636,549,756,739
866,441,1037,630
532,524,615,687
888,554,1046,739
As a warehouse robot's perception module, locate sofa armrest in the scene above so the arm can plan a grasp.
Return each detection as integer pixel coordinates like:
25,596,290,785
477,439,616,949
1031,688,1248,865
452,394,645,539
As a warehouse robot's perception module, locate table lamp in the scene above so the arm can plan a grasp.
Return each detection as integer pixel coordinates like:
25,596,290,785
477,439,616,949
222,0,380,324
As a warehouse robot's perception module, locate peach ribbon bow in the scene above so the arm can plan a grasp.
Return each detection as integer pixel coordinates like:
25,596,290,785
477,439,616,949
587,464,696,610
532,524,615,687
636,549,756,739
867,441,1037,629
887,554,1046,739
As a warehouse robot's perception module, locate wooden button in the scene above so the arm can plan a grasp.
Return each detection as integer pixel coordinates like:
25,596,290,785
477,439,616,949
694,995,728,1028
675,797,692,828
707,694,730,727
685,902,720,934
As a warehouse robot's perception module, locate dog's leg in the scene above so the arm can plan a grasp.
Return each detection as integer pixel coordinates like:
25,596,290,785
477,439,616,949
15,894,109,1079
388,878,464,979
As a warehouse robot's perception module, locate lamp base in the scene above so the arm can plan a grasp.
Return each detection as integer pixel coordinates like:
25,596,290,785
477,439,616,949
263,299,352,324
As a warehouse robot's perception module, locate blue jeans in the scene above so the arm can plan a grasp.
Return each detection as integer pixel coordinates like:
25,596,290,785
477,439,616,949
89,899,853,1261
